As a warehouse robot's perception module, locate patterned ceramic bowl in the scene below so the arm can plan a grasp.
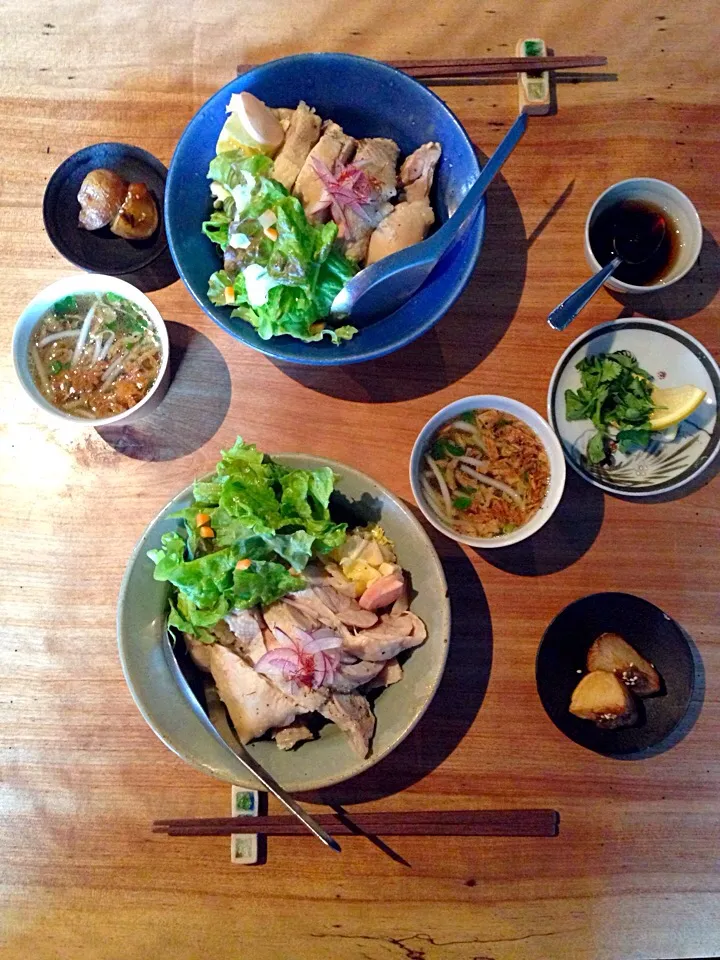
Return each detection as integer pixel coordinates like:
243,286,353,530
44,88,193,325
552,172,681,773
547,318,720,497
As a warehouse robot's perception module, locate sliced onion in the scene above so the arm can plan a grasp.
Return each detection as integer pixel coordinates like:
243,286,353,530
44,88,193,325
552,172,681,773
458,464,523,506
425,454,453,516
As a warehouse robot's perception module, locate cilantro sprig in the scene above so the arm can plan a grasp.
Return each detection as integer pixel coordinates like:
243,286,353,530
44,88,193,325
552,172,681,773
564,350,655,464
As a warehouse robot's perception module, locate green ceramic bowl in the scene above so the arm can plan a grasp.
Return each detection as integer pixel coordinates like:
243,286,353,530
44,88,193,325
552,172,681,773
117,454,450,792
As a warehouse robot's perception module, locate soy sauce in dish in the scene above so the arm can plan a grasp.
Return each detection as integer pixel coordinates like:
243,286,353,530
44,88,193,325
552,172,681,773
589,199,679,285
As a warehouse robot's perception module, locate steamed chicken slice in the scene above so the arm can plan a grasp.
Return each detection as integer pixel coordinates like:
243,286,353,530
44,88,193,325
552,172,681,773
274,720,315,750
271,101,321,191
366,141,441,266
365,657,403,691
321,692,376,757
209,644,299,743
330,658,386,693
399,141,442,203
185,635,213,673
354,137,400,201
224,608,267,663
294,121,357,217
342,611,427,662
271,107,296,134
336,137,399,261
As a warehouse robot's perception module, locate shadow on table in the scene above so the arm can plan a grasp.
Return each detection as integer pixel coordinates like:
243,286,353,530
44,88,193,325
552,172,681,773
614,626,705,761
479,466,605,576
299,524,493,805
608,228,720,321
118,244,179,293
97,321,231,460
272,168,530,403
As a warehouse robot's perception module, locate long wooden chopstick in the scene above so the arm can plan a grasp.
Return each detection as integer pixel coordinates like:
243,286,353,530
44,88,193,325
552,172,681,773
154,808,559,838
237,56,606,80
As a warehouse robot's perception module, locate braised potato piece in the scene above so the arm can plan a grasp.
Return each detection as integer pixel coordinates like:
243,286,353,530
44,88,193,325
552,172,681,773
110,182,158,240
77,168,128,230
587,633,661,697
569,670,638,730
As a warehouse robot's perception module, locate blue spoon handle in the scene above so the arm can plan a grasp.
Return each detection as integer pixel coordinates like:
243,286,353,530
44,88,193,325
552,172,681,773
547,256,622,331
432,111,528,257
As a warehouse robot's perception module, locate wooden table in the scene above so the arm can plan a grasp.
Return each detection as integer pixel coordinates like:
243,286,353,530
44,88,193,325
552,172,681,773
1,2,718,958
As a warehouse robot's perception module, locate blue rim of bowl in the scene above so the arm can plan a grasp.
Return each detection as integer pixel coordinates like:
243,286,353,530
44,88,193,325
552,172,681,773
116,453,451,791
547,318,720,496
164,52,484,366
43,142,169,274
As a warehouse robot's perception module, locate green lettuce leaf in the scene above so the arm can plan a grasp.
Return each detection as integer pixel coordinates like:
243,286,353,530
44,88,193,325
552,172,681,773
203,152,358,345
147,438,347,635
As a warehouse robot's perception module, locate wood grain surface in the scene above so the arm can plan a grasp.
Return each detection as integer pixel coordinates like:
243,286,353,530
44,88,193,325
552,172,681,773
1,1,718,959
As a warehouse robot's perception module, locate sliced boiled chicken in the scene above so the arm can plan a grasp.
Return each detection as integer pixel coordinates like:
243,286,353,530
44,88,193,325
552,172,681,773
209,644,298,743
321,692,376,757
271,107,295,134
366,657,403,691
263,598,316,640
294,121,357,217
342,611,427,662
274,720,314,750
184,635,213,673
224,608,266,663
358,572,405,611
366,141,441,265
366,201,435,265
399,141,442,203
272,101,321,191
285,586,378,631
330,658,385,693
354,138,400,201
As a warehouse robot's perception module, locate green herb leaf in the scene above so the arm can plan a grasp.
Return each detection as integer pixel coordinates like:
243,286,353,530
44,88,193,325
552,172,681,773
54,295,77,315
452,495,472,510
616,427,652,452
460,411,476,423
587,431,607,464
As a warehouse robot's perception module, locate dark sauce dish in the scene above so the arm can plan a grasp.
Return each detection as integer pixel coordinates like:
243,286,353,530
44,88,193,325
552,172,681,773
584,178,702,293
44,143,168,275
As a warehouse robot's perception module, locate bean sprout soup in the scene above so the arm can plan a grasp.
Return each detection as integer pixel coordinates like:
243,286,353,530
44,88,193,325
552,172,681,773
29,293,161,419
423,409,550,538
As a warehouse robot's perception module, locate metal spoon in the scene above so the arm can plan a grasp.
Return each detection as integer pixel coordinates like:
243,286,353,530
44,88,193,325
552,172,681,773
547,214,666,331
162,627,341,853
331,111,528,323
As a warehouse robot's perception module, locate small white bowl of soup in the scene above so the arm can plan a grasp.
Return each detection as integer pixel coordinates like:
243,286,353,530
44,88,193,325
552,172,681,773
13,275,169,427
410,396,566,549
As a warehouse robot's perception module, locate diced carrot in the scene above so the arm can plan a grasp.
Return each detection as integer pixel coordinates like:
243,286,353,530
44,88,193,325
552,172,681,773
264,226,278,241
224,285,235,304
235,558,252,570
309,322,325,335
289,567,300,576
195,512,211,527
199,525,215,538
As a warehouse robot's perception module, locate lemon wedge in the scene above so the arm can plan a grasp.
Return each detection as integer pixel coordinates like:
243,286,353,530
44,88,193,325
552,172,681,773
216,112,261,155
649,385,706,431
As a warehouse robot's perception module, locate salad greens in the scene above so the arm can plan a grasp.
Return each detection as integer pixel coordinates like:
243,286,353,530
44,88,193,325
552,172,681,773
148,439,348,638
564,350,655,464
202,151,358,345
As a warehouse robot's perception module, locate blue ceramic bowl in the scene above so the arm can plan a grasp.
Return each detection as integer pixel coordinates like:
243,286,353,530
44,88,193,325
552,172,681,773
165,53,484,366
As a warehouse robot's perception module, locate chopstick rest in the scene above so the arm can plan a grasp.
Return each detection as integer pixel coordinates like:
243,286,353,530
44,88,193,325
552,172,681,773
517,39,551,115
230,786,260,864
